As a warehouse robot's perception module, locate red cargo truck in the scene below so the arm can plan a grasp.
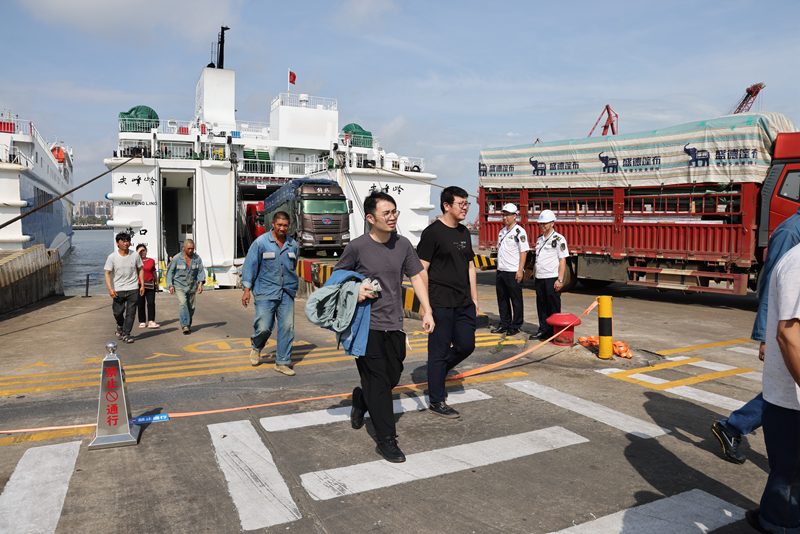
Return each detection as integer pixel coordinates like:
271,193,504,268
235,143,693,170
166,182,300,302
477,113,800,295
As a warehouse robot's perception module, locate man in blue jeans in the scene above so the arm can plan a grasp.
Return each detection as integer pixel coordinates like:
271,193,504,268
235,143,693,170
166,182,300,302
712,206,800,463
165,238,205,335
242,211,299,376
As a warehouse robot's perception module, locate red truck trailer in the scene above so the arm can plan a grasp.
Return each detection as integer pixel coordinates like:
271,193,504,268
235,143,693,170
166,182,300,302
477,112,800,295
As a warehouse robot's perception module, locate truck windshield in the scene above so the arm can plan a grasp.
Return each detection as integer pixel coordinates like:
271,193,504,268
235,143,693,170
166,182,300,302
302,200,348,214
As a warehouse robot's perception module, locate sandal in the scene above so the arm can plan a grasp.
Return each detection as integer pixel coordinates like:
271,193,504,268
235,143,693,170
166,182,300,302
121,335,134,344
115,327,122,338
148,322,160,328
139,322,146,328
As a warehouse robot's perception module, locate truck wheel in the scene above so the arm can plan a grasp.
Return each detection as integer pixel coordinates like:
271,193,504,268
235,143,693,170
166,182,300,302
561,260,578,293
579,278,612,289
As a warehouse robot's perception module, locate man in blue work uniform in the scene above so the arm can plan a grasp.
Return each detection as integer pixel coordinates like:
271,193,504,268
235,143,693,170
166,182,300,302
165,238,205,334
242,211,299,376
712,205,800,464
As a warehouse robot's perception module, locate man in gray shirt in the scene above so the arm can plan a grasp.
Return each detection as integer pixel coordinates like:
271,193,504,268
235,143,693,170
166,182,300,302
104,232,144,343
334,191,434,463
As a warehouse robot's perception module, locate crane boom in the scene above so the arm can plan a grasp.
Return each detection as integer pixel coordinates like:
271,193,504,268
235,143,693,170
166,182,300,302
588,105,618,137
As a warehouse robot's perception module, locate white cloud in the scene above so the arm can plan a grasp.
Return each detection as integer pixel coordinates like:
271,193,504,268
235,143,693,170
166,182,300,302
506,132,521,137
17,0,245,45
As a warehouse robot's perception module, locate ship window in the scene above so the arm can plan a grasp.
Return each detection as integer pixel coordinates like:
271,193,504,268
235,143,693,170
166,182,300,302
778,170,800,202
302,200,348,214
34,187,54,213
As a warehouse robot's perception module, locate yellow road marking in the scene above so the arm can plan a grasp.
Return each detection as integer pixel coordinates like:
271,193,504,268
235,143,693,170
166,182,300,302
604,358,705,378
146,353,181,359
0,426,95,447
649,368,755,390
603,357,755,390
0,338,525,396
656,338,753,356
14,362,55,370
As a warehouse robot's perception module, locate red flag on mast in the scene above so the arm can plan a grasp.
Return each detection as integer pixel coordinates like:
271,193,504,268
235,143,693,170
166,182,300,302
289,71,296,84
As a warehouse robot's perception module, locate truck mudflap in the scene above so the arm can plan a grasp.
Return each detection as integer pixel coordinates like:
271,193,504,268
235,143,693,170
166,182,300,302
627,266,748,295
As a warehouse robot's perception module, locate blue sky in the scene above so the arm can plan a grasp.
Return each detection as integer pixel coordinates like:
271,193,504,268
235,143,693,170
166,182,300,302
3,0,799,220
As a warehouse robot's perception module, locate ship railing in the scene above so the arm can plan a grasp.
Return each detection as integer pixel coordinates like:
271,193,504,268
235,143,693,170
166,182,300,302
202,144,229,161
236,121,275,140
386,156,424,172
0,145,34,169
0,118,32,136
117,140,152,158
156,118,194,135
238,158,327,176
158,142,194,159
339,134,380,149
119,119,160,133
270,93,338,112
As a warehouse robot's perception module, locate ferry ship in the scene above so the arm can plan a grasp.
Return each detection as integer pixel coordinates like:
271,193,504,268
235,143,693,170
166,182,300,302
102,30,435,287
0,111,74,258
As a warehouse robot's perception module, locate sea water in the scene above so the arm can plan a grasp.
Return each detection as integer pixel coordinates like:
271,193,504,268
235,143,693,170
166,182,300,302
62,229,114,295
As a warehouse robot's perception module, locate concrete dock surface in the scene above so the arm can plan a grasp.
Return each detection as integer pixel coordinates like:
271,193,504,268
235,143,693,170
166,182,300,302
0,272,768,533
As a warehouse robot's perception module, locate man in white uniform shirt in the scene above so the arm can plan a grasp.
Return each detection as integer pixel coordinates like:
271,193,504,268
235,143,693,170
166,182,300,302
491,203,529,336
530,209,569,341
747,242,800,533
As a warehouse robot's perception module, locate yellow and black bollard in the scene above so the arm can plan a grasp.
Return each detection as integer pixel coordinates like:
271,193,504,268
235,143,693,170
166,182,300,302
597,296,613,360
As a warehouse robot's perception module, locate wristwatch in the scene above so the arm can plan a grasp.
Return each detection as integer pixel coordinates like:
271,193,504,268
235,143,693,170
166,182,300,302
557,279,563,283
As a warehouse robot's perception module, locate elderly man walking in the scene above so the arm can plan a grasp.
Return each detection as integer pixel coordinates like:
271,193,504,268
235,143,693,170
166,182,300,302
242,211,299,376
165,239,205,334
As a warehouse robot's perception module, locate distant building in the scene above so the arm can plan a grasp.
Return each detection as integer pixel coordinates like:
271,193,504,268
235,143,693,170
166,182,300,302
76,200,113,218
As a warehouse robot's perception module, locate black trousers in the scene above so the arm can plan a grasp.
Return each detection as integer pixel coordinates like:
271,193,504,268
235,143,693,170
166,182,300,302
137,287,156,323
535,277,561,337
496,270,523,329
112,289,139,336
355,330,406,440
428,304,476,403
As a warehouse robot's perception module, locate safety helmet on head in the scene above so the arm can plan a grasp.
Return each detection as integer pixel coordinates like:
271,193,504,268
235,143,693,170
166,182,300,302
537,209,556,223
500,203,518,214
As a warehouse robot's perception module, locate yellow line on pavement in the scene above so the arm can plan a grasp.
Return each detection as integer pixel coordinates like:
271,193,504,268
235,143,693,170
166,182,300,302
656,338,753,356
0,339,525,396
650,368,755,390
604,358,705,378
0,426,95,447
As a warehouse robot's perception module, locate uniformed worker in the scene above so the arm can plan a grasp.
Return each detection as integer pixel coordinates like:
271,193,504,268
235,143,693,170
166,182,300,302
530,209,569,341
491,203,530,336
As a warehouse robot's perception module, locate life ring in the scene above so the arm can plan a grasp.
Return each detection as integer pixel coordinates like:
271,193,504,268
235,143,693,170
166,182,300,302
411,165,420,172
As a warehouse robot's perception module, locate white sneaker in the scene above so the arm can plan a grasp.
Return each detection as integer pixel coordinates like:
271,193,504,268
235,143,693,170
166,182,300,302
250,348,261,366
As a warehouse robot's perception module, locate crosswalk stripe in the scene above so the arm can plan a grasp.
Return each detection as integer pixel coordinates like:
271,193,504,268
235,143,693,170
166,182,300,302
727,346,760,356
0,441,81,534
739,371,762,381
666,386,747,411
687,360,737,372
506,381,670,439
260,388,492,432
300,426,587,501
545,488,744,533
208,420,301,530
628,373,668,385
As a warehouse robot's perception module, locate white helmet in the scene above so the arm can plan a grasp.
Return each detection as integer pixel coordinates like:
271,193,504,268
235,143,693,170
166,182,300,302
537,209,556,223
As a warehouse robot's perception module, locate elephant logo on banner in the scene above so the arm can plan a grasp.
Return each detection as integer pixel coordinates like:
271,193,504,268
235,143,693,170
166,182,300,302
684,143,710,167
529,158,547,176
598,152,619,173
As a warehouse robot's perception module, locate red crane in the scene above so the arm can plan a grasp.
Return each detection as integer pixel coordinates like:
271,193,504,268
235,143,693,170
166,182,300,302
729,83,765,114
588,105,618,137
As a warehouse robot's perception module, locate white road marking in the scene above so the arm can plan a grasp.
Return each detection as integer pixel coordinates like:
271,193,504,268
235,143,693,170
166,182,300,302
301,426,587,500
739,371,763,381
595,369,621,375
0,441,81,534
666,386,747,411
687,360,737,372
506,381,670,439
727,346,760,357
628,373,669,385
665,356,692,361
260,389,491,432
208,420,301,531
545,488,744,533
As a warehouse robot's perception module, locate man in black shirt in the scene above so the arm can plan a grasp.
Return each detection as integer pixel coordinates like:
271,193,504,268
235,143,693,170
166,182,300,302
417,186,477,419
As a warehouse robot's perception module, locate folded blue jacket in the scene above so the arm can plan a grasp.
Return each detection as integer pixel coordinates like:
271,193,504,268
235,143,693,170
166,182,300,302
304,269,371,357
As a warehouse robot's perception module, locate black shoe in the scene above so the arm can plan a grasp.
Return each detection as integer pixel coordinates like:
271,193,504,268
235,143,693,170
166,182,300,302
351,387,366,430
711,421,746,464
745,509,770,533
529,332,547,341
506,328,520,336
375,436,406,463
490,326,507,334
429,401,460,419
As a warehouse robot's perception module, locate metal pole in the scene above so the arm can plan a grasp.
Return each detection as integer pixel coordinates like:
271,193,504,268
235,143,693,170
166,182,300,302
597,296,613,359
84,274,91,298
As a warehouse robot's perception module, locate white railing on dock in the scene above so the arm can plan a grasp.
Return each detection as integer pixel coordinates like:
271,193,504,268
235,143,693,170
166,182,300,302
271,93,337,112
